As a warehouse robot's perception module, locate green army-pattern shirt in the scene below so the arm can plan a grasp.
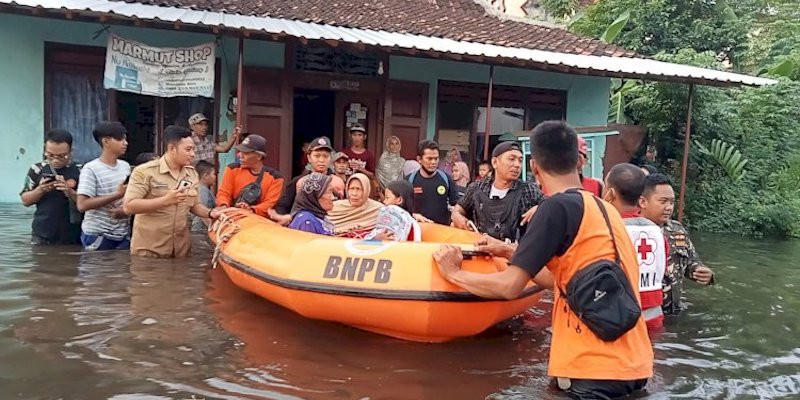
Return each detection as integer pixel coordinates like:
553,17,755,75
662,219,715,315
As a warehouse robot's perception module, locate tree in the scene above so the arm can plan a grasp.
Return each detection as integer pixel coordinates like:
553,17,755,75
571,0,750,67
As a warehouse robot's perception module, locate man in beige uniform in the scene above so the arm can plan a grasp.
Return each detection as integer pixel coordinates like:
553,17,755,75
124,125,221,258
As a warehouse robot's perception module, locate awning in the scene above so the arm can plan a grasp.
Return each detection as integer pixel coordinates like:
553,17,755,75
0,0,777,87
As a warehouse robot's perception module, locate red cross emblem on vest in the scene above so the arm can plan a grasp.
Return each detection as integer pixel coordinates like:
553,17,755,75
635,232,656,266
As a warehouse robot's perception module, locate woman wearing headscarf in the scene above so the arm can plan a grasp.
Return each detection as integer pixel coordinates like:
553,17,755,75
451,160,470,200
438,147,461,175
288,172,337,235
376,135,406,189
328,173,383,238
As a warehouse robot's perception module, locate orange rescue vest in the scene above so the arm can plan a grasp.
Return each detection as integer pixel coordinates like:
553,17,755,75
545,191,654,380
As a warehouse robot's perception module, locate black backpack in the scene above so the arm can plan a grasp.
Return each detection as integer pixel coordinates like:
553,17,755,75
235,168,265,206
558,196,642,342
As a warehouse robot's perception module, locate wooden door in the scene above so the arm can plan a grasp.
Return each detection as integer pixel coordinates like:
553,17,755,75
241,67,292,175
383,81,428,160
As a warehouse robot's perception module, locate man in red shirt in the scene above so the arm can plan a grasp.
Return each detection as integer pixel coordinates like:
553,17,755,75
603,163,668,329
341,124,376,180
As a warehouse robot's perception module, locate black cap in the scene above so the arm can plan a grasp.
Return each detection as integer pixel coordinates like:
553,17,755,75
492,141,522,158
349,123,366,133
235,134,267,156
309,136,334,152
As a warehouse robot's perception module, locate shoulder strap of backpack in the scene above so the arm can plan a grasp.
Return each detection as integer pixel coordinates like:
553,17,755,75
407,170,418,185
591,196,621,264
436,170,450,190
254,167,266,185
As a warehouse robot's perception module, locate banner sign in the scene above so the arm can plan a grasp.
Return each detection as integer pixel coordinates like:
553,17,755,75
104,34,215,98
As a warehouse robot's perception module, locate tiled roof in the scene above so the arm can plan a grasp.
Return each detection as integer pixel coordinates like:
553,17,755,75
117,0,638,57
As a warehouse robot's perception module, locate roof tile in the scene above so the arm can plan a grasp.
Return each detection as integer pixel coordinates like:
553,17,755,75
114,0,638,57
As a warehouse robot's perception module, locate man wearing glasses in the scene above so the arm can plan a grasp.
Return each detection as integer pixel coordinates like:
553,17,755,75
20,129,82,245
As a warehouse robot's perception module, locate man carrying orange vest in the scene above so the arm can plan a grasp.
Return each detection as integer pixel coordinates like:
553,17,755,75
603,163,668,330
434,121,653,399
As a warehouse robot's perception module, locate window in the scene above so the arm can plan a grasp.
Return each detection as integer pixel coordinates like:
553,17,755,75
475,106,525,164
45,43,109,164
436,81,566,172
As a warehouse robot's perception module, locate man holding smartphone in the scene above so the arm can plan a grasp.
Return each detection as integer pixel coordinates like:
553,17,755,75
123,125,221,258
20,129,81,245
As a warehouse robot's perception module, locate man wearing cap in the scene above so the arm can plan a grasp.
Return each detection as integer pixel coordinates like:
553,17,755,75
451,141,544,241
341,124,376,179
332,151,351,183
188,113,240,164
577,136,604,196
270,136,335,225
216,134,284,218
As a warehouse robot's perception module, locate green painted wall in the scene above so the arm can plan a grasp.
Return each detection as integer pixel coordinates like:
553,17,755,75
0,13,284,202
389,56,611,136
389,55,611,178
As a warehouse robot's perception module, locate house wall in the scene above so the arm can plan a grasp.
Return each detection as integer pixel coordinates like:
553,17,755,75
388,55,611,136
389,56,611,178
0,13,284,202
0,12,612,202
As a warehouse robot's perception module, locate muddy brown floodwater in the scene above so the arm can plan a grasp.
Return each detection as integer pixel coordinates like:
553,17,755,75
1,204,798,399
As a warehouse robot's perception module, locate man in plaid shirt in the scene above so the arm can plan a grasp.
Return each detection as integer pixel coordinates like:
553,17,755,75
451,141,544,241
188,113,240,164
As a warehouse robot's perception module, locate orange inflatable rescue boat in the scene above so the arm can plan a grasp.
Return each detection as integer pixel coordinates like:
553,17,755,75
209,210,543,342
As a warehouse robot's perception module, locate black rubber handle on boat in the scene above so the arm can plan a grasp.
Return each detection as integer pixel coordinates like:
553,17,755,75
462,249,491,259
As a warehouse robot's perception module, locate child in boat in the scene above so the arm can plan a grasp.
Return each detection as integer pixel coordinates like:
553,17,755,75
366,180,421,242
289,172,339,235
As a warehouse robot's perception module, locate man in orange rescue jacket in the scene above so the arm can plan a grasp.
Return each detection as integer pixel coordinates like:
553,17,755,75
216,134,284,217
434,121,653,399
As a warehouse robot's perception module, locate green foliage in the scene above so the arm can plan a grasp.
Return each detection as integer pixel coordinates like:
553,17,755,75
571,0,750,66
540,0,579,19
693,139,748,182
608,79,637,124
600,11,630,43
563,0,800,237
652,80,800,237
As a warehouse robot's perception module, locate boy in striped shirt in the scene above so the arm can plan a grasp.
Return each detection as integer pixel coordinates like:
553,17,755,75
76,121,132,251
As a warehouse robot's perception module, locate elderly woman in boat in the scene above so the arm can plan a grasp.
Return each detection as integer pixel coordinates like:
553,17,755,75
288,172,344,235
328,173,383,238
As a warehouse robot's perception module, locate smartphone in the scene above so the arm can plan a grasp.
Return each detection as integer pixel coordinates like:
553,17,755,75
40,172,55,183
177,179,193,190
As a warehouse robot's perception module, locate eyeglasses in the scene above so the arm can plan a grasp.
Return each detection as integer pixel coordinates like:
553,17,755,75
44,152,71,160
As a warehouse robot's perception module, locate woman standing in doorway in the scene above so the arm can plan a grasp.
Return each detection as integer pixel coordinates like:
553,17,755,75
376,135,405,189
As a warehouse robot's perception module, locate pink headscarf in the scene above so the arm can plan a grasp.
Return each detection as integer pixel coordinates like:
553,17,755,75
452,161,470,187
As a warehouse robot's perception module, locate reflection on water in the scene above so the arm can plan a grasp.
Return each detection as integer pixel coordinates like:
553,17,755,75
1,203,799,399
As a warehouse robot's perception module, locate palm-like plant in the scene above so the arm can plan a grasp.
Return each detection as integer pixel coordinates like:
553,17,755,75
694,139,748,181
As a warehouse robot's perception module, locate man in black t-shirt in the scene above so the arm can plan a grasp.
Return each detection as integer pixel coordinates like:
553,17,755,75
20,129,81,245
407,140,458,225
433,121,651,399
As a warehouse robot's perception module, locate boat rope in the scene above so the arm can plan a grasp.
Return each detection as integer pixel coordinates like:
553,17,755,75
211,210,243,269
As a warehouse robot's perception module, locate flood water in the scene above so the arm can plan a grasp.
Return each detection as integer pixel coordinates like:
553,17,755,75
1,203,799,399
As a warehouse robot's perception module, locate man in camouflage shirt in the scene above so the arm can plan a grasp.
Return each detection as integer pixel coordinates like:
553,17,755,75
639,174,715,315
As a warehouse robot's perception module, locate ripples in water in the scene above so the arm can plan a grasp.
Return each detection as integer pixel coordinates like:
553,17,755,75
1,203,799,399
